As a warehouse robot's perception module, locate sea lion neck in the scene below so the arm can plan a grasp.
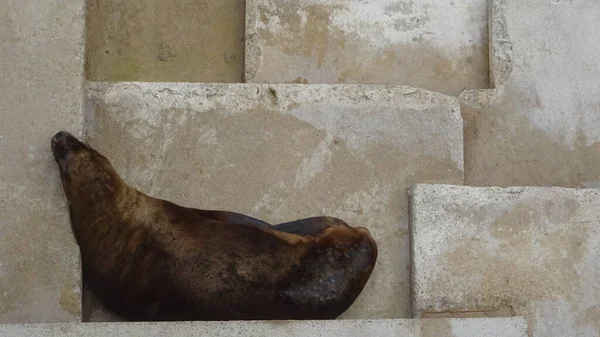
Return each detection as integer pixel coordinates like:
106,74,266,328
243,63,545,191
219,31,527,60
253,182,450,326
65,159,129,226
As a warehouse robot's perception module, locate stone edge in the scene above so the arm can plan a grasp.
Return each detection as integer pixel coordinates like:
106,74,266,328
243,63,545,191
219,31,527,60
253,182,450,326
0,318,528,336
243,0,261,83
489,0,513,89
409,183,437,318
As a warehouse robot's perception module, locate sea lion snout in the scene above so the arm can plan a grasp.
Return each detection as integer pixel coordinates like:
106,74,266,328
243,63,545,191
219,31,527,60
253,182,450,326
51,131,88,164
51,130,71,144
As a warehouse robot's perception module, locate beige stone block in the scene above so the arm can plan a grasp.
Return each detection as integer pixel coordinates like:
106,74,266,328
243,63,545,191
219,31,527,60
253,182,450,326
462,0,600,187
0,0,85,323
411,184,600,337
245,0,489,95
85,0,245,82
84,82,464,319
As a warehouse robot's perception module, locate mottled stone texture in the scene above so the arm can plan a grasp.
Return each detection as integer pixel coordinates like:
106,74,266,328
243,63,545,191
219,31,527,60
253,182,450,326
84,82,464,320
0,0,84,323
245,0,489,95
411,184,600,337
86,0,245,82
0,318,528,337
463,0,600,187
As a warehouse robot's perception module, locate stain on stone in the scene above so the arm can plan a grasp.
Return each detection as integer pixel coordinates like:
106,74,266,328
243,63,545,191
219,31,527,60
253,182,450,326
461,85,600,187
258,3,347,68
59,286,80,316
289,77,309,84
269,87,278,100
422,304,515,318
223,52,236,63
419,318,455,337
337,41,487,96
157,43,175,62
392,14,430,32
384,1,415,16
579,306,600,335
0,291,16,316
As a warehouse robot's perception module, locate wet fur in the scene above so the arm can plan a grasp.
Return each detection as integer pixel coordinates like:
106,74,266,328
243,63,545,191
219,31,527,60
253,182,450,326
51,131,378,321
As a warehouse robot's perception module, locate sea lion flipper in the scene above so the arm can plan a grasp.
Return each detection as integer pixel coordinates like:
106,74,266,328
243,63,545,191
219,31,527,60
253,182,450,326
196,210,272,229
273,217,344,236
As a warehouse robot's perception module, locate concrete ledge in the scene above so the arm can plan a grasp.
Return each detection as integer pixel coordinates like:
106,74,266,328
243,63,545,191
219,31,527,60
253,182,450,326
410,184,600,336
0,318,528,337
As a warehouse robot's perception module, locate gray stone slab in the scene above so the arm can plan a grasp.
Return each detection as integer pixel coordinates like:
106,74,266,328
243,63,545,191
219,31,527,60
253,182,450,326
462,0,600,187
410,184,600,336
84,82,464,320
245,0,489,96
0,0,84,323
0,318,528,337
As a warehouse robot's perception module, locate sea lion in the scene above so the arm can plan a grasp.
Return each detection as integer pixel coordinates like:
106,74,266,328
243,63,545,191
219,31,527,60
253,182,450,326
51,131,378,321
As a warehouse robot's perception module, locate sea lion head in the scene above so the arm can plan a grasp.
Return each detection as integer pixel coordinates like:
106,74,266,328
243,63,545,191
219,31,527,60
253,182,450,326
51,131,92,169
51,131,123,205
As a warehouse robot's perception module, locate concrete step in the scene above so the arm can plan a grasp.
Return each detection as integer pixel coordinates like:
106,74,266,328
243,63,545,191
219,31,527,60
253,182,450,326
410,184,600,336
0,0,85,323
461,0,600,187
0,318,528,337
245,0,489,95
84,81,464,320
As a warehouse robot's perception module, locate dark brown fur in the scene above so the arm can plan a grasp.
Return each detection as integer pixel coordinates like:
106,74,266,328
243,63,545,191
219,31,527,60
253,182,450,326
51,131,378,321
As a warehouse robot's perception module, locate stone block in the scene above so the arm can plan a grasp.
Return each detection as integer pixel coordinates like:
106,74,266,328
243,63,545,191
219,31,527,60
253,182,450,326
245,0,489,95
463,0,600,187
86,0,245,82
84,82,464,319
411,184,600,336
0,0,85,323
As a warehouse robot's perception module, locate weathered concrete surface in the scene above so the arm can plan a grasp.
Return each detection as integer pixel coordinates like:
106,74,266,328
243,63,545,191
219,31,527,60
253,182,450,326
0,318,528,337
462,0,600,187
245,0,489,96
86,0,245,82
0,0,84,323
84,82,464,320
411,184,600,337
